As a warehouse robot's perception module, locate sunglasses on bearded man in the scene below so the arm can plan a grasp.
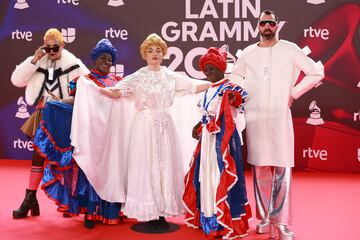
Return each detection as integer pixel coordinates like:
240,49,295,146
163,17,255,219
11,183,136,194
42,45,60,53
258,20,278,28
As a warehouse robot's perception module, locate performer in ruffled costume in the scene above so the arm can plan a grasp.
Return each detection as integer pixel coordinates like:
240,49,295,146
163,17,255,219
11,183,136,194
33,39,123,229
10,28,89,219
77,33,211,229
183,47,252,239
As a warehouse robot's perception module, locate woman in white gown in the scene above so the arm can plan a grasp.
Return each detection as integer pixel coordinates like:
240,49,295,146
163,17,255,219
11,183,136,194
101,33,210,228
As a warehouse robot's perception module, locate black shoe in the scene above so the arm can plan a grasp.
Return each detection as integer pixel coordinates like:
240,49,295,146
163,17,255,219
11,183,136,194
158,216,170,229
84,214,95,229
63,212,72,218
13,189,40,219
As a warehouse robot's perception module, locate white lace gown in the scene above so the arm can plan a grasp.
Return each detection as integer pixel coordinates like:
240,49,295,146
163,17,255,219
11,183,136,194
116,66,197,221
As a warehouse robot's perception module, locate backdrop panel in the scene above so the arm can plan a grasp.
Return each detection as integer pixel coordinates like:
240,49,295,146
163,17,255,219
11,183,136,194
0,0,359,172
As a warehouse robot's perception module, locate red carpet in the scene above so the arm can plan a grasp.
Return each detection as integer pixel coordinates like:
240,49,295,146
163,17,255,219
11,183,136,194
0,160,359,240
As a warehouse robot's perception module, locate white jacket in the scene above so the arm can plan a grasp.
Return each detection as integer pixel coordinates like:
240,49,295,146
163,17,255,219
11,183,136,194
11,49,89,105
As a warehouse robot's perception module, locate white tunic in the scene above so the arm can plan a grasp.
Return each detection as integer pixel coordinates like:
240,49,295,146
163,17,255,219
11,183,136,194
230,40,324,167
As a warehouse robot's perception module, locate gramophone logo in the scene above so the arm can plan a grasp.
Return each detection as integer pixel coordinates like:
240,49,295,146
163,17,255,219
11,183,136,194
14,0,29,9
219,44,236,76
107,0,124,7
110,64,124,77
61,28,76,43
307,0,325,4
306,100,324,125
15,96,30,119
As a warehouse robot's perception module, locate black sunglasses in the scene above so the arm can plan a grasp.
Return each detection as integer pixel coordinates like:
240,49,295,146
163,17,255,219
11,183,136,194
43,45,60,53
258,20,278,28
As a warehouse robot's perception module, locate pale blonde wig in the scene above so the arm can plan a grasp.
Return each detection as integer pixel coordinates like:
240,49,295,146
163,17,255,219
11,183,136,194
140,33,167,59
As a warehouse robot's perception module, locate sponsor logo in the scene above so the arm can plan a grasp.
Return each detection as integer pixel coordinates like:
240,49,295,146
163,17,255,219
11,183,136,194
107,0,124,7
14,0,29,9
13,139,34,151
110,64,124,77
57,0,80,5
306,100,324,125
354,110,360,122
105,27,128,40
61,28,76,43
15,96,30,119
11,29,32,41
307,0,326,4
303,147,328,160
304,26,329,40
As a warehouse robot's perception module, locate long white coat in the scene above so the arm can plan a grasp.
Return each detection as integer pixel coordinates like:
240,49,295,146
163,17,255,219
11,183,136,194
230,40,324,167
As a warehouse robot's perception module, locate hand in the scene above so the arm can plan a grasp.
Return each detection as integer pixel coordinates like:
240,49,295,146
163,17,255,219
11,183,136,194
31,45,46,64
192,126,200,140
228,91,236,104
288,96,295,108
47,90,61,101
192,121,202,140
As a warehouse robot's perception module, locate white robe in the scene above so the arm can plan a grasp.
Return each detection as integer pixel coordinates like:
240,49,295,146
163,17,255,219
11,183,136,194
71,66,201,221
230,40,324,167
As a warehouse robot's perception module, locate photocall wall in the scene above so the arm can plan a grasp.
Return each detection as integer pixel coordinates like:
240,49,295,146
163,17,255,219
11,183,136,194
0,0,359,172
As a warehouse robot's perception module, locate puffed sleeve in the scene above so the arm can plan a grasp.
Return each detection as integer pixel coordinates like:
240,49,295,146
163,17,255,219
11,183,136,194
114,70,140,91
166,68,197,95
11,57,38,87
291,45,325,99
229,51,246,87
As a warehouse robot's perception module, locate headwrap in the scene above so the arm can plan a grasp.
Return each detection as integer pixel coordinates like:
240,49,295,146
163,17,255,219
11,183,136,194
199,47,227,73
90,38,117,64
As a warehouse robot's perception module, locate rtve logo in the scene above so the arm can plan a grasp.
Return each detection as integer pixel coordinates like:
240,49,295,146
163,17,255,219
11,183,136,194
14,0,29,9
57,0,80,5
105,28,128,40
354,110,360,122
11,30,32,41
13,139,34,151
110,64,125,77
304,26,329,40
303,147,328,160
61,28,76,43
108,0,124,7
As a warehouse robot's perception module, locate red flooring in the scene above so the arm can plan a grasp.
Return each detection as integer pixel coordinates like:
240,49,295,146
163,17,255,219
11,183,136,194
0,159,359,240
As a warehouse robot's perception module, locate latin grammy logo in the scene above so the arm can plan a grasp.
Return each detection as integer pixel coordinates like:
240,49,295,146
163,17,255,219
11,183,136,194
107,0,124,7
14,0,29,9
306,100,324,125
15,96,30,119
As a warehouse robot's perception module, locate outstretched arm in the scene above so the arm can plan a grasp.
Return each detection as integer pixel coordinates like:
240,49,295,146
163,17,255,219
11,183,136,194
100,88,122,99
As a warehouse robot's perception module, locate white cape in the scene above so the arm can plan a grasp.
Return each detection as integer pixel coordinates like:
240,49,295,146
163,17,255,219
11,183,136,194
70,77,199,203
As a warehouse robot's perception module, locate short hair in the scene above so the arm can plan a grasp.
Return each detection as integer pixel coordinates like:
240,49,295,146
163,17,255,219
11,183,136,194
140,33,168,60
258,10,279,22
43,28,64,44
